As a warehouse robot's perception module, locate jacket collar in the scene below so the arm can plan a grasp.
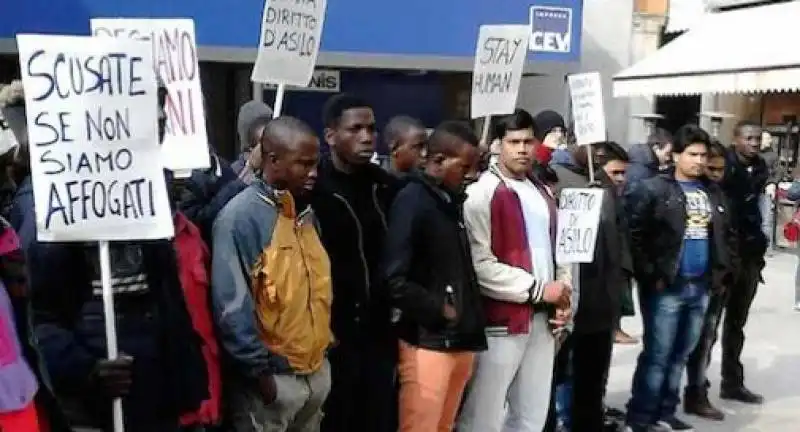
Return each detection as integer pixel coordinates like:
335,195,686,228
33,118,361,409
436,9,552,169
252,179,310,219
411,170,466,207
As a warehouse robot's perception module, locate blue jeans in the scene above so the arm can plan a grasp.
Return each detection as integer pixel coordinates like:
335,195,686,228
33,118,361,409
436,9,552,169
626,281,709,425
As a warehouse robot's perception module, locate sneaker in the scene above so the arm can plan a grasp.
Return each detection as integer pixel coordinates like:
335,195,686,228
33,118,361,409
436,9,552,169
659,416,694,431
624,423,671,432
614,329,639,344
720,386,764,404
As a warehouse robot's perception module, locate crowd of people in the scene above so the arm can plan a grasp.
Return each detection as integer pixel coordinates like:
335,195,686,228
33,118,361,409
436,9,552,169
0,78,772,432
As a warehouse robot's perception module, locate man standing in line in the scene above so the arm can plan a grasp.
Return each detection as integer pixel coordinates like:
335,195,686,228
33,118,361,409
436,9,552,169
718,120,769,404
383,121,486,432
312,94,401,432
624,125,735,432
551,141,632,431
212,117,332,431
625,128,673,187
458,109,571,432
384,115,427,176
683,139,736,421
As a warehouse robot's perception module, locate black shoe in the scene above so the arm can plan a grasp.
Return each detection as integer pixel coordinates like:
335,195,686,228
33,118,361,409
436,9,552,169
606,406,627,420
683,389,725,421
658,416,694,431
720,386,764,404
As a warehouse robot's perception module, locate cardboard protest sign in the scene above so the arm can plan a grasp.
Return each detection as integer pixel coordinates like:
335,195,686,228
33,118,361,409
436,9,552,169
16,34,174,242
91,18,210,172
252,0,328,87
568,72,606,146
471,25,530,119
555,188,604,264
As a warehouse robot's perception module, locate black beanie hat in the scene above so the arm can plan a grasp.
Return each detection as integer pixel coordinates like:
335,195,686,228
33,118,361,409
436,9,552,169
533,110,566,142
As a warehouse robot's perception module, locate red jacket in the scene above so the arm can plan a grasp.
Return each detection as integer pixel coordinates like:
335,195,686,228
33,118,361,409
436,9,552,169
463,166,566,335
174,212,221,426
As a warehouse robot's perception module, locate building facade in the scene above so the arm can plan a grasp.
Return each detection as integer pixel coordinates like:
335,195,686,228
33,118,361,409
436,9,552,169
0,0,584,159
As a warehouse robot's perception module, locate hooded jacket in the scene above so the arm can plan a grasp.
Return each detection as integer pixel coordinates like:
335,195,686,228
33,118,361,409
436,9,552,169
232,101,273,182
550,155,632,333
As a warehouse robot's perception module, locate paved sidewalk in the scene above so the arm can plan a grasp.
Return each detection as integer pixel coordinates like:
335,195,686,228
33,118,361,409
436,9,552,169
605,252,800,431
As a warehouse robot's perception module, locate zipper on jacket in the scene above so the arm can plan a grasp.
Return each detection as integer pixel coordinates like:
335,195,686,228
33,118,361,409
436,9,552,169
371,184,388,231
295,219,318,346
332,193,371,301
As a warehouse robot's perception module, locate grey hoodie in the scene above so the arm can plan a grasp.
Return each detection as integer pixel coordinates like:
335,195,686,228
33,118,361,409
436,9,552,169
236,100,273,154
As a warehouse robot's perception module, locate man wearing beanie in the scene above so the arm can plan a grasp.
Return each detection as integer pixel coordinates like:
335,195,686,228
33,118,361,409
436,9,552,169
233,100,274,184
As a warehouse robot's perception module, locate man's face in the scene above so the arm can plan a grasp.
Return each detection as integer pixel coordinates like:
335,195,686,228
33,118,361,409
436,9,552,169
674,143,708,179
248,124,267,168
603,159,628,187
325,107,377,166
735,125,762,158
653,142,673,165
706,155,726,183
271,134,320,196
429,140,480,192
392,127,426,173
499,128,535,178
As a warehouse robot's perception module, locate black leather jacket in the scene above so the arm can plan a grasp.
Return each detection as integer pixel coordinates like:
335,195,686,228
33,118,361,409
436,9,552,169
624,174,736,294
382,173,487,352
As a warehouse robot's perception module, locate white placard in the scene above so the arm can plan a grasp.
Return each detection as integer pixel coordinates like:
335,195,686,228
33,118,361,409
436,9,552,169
252,0,328,87
16,34,174,242
0,110,18,156
568,72,606,146
471,25,531,119
555,188,604,264
91,18,211,172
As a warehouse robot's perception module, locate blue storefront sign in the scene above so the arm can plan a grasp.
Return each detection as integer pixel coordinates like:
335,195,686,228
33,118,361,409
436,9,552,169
0,0,582,66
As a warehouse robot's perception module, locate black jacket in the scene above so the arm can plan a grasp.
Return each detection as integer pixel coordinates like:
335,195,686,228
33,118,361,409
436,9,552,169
310,157,401,350
722,148,769,261
624,174,735,294
551,162,632,333
382,173,487,352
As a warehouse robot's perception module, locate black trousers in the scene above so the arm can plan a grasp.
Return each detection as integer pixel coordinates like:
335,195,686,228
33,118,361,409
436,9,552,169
721,259,761,390
571,329,614,432
320,342,397,432
685,290,728,392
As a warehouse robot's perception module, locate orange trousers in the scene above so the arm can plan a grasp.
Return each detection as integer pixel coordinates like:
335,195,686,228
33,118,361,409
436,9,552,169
0,400,40,432
398,340,475,432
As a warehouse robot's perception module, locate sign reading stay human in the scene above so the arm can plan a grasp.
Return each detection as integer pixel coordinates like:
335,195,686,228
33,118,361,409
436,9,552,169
555,188,604,264
470,25,531,119
568,72,606,146
16,34,174,242
90,18,210,173
252,0,329,86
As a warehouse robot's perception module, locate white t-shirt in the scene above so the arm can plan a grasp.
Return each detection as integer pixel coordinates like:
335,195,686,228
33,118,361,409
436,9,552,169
506,178,555,284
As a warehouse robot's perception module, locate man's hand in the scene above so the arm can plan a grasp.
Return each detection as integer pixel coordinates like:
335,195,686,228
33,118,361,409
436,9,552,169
257,373,278,405
542,281,571,307
442,304,457,321
90,355,134,398
549,307,572,329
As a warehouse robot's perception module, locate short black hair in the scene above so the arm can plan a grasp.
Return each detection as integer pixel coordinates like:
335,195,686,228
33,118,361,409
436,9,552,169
260,116,317,157
646,127,673,149
733,119,760,137
672,124,711,154
708,139,726,158
384,116,425,150
427,120,479,158
493,109,537,141
322,93,372,128
247,115,273,150
598,141,628,163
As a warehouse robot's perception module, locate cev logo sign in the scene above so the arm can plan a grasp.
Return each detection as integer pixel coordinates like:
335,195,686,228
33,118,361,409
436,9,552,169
529,6,573,54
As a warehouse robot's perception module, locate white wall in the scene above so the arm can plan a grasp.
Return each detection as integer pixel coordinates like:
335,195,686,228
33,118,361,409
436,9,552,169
518,0,636,145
